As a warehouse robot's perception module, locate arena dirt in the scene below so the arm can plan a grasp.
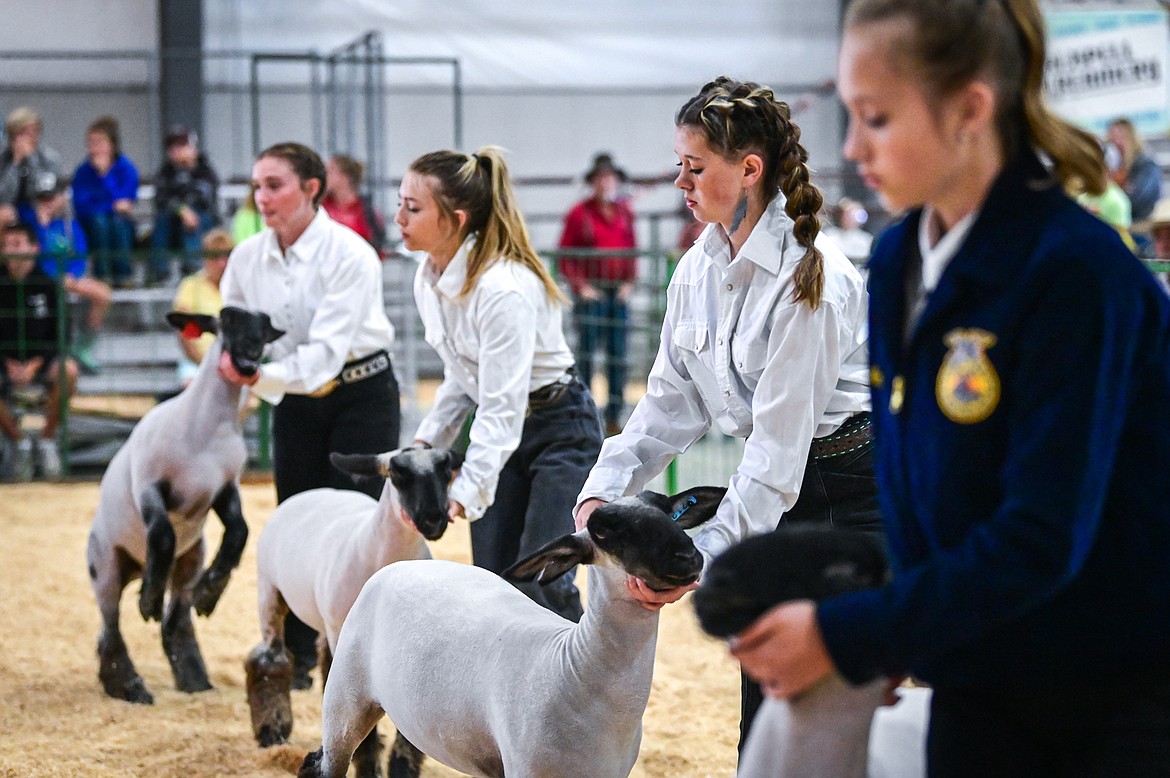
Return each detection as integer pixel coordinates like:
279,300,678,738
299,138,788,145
0,481,740,777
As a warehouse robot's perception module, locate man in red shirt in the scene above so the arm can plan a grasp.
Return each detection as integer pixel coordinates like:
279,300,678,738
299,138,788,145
558,153,637,435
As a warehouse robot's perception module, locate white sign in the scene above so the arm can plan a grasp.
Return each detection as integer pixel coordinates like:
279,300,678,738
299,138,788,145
1044,9,1170,136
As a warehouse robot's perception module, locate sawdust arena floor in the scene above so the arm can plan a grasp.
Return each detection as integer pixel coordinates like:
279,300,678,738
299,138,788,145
0,481,740,777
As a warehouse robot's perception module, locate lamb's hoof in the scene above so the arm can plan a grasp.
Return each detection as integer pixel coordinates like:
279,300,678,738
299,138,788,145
192,569,228,617
291,664,313,691
106,675,154,705
138,584,164,623
297,748,325,778
175,674,214,694
257,723,289,748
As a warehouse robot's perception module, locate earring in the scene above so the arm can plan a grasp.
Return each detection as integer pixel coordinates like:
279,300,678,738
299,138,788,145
729,191,749,234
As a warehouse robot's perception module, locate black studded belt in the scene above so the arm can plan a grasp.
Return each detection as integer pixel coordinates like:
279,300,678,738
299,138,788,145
308,351,391,398
527,367,577,413
809,412,873,460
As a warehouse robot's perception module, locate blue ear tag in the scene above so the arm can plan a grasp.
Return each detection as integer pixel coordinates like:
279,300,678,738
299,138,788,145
671,495,698,522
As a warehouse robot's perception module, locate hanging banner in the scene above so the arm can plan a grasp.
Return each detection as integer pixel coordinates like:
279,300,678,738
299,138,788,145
1044,8,1170,136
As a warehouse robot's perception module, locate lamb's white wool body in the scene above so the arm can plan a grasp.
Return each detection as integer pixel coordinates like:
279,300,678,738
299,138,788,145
246,446,458,753
255,484,430,651
86,308,282,705
738,675,930,778
299,487,727,778
328,558,656,778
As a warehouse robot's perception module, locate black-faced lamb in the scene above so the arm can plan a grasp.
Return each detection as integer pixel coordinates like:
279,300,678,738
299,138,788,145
244,446,460,764
692,526,928,778
86,307,283,704
297,486,727,778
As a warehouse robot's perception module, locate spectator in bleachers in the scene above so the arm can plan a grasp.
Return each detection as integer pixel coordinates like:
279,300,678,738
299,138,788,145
27,172,110,375
0,107,64,228
321,153,385,252
231,183,263,244
0,221,77,480
557,152,637,435
1108,117,1163,253
822,197,874,265
150,125,219,284
172,228,231,387
71,116,139,288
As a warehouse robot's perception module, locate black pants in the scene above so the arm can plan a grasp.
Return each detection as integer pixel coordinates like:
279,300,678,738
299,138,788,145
739,434,882,753
928,677,1170,777
272,367,401,673
469,377,602,622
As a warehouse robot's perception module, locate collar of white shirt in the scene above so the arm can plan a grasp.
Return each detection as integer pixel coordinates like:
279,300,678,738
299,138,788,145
917,205,978,293
700,195,790,274
427,235,477,298
265,207,333,265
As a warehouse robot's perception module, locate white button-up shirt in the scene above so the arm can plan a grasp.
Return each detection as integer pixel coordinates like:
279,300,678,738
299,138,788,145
220,208,395,404
413,238,575,520
578,196,871,566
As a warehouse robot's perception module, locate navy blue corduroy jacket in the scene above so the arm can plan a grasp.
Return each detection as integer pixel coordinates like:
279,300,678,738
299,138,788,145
817,155,1170,689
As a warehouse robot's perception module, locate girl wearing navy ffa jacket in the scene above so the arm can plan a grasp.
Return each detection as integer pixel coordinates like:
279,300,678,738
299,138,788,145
731,1,1170,775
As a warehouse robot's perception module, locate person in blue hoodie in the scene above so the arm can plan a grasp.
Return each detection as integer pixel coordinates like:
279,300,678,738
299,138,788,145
71,116,139,287
730,1,1170,775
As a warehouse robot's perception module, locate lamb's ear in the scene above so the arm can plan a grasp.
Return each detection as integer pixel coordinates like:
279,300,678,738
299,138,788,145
665,486,727,530
166,311,218,337
330,450,398,480
503,531,595,585
262,313,285,343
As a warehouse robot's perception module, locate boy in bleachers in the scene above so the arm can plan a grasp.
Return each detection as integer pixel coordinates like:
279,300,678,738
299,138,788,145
0,221,78,480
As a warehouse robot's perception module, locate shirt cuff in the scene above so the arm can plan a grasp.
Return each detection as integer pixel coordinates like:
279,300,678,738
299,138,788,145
449,473,487,521
575,466,633,513
252,363,287,405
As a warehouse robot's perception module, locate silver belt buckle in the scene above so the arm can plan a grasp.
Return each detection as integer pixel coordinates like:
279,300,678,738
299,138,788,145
341,353,389,384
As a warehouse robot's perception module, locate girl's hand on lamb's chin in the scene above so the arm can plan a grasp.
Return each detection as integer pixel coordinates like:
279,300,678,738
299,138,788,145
626,576,697,611
447,499,465,523
729,600,833,699
217,352,260,386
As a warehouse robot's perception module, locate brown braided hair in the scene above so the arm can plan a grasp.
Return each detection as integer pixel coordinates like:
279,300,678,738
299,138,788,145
845,0,1105,196
410,146,565,303
676,76,825,308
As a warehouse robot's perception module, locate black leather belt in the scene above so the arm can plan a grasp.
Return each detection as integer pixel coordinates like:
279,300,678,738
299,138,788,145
527,368,576,413
809,412,873,460
308,351,391,398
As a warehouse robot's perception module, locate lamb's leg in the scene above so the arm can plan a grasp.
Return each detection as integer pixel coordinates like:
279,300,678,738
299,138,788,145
89,538,153,704
351,725,384,778
387,732,425,778
246,587,293,747
138,481,175,622
192,482,248,616
308,637,385,778
162,541,213,693
318,633,332,690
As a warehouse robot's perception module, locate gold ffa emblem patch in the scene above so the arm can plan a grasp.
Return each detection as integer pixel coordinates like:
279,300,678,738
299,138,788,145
936,328,1000,424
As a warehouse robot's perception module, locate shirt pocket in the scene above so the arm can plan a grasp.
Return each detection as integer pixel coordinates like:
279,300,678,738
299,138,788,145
731,336,770,387
672,320,723,411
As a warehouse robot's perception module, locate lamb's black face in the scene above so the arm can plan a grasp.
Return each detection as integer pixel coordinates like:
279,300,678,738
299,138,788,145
389,448,457,541
692,526,889,638
587,498,704,590
218,306,283,377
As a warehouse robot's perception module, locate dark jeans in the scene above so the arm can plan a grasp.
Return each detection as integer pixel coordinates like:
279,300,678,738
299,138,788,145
469,377,603,622
272,365,401,671
573,290,628,426
79,213,135,285
739,431,882,753
928,677,1170,777
151,210,215,279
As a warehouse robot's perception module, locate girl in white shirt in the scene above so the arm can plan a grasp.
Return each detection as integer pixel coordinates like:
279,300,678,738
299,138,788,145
218,142,399,688
399,146,603,621
574,76,879,748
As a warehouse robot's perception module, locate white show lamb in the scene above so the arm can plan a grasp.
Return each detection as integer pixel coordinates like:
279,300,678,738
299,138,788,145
691,525,929,778
86,307,283,704
297,486,727,778
244,445,460,765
